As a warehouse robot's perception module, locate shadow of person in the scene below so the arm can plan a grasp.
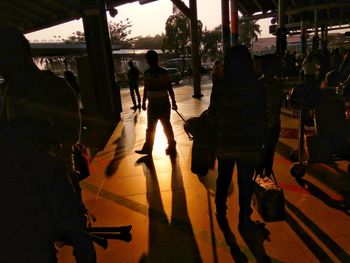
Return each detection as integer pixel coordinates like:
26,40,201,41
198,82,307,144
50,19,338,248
196,169,234,201
216,216,248,263
136,155,202,263
296,177,350,215
194,166,234,262
238,222,271,263
105,112,138,177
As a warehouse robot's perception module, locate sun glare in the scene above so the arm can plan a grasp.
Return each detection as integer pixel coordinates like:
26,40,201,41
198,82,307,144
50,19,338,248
152,122,168,156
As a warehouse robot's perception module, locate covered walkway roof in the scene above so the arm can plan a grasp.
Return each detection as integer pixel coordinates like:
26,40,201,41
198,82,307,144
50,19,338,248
1,0,349,36
238,0,350,31
0,0,139,33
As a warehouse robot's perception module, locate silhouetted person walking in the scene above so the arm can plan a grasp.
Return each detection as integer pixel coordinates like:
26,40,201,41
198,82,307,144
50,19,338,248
256,54,284,177
135,50,178,155
207,45,265,230
127,60,141,110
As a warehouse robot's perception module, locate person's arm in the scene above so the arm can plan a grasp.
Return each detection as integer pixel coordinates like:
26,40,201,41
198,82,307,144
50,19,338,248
166,73,177,110
141,72,148,111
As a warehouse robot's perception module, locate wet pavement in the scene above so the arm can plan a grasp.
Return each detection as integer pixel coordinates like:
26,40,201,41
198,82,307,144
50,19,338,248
58,78,350,263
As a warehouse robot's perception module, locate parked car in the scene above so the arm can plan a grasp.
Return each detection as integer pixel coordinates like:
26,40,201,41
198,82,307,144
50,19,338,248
166,67,182,85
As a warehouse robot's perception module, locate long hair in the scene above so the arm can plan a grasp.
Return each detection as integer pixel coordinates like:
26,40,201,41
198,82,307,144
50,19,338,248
0,27,35,97
223,45,256,85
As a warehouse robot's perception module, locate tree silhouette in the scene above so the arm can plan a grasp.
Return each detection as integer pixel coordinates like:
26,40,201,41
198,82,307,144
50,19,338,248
239,20,261,49
108,19,132,47
62,19,133,48
163,8,202,57
202,26,222,62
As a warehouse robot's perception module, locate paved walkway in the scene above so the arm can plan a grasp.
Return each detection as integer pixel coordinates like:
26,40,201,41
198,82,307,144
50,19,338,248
58,79,350,263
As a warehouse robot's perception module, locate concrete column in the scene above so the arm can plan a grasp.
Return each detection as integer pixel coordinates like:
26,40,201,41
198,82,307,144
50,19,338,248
321,25,328,52
230,0,239,46
313,10,319,52
300,20,307,57
189,0,202,98
276,0,287,56
80,0,121,119
221,0,230,56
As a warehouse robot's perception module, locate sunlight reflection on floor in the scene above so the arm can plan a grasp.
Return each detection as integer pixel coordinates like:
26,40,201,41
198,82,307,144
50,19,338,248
153,122,168,157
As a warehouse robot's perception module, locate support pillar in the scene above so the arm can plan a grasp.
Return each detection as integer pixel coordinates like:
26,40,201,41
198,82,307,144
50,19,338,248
230,0,239,46
276,0,287,57
312,10,319,52
300,20,307,57
321,25,328,52
221,0,230,57
189,0,202,98
80,0,121,119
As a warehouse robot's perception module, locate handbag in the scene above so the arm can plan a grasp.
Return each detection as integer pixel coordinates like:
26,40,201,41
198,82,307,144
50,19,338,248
252,172,285,222
71,95,91,181
72,143,90,181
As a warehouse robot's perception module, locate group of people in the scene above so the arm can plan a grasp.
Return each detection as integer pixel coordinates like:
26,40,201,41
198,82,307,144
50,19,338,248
0,26,180,261
286,47,350,94
128,46,282,235
1,25,285,262
133,45,283,230
111,45,285,234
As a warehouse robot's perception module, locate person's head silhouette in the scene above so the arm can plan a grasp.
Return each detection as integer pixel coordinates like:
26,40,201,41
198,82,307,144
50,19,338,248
223,44,254,83
146,50,159,67
0,27,35,97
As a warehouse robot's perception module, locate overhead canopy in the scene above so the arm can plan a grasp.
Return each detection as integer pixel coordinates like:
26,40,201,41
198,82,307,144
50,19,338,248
238,0,350,32
1,0,349,37
0,0,140,33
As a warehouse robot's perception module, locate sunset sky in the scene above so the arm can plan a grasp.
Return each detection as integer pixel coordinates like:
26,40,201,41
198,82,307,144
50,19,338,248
25,0,272,42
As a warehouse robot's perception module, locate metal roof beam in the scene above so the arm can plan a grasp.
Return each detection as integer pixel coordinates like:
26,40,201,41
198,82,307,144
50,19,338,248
286,2,350,15
285,16,350,29
238,2,249,16
252,0,263,12
272,0,278,9
19,1,58,20
170,0,191,18
0,10,34,27
0,2,45,23
239,12,276,21
43,0,71,12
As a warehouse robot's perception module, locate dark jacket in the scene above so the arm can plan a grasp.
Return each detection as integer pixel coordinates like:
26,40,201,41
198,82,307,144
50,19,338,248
208,79,266,160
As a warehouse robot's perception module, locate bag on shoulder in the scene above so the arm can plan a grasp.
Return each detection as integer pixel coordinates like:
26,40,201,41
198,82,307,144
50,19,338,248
72,143,90,181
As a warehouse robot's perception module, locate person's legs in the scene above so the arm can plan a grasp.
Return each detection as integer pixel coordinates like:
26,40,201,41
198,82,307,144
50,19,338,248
264,126,280,175
159,105,176,149
136,107,158,154
129,86,137,108
236,159,255,225
135,86,141,107
215,158,235,216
